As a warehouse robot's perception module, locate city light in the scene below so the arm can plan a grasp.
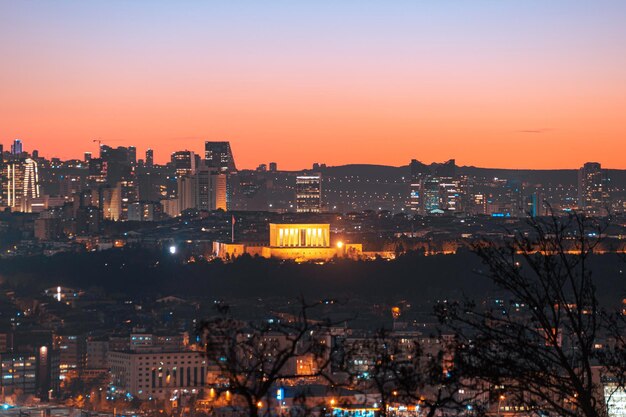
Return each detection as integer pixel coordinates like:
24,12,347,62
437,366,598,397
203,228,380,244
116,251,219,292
169,245,176,255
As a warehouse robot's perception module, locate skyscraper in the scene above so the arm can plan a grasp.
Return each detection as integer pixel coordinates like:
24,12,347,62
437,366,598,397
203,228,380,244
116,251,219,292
204,141,236,173
171,150,196,177
296,174,322,213
195,167,228,211
578,162,610,216
145,149,154,167
421,177,441,215
128,146,137,165
11,139,23,155
1,158,40,211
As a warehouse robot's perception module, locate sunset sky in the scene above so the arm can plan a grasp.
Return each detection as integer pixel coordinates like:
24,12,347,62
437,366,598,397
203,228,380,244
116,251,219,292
1,1,625,169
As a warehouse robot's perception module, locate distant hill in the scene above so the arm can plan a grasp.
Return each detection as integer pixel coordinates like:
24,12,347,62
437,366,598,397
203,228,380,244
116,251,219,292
318,163,626,187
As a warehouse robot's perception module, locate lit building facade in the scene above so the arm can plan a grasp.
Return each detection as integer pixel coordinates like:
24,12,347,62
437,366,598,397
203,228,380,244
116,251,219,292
214,223,362,261
1,158,40,211
171,150,196,177
176,168,228,214
0,352,37,394
296,174,322,213
204,141,236,173
578,162,610,216
108,350,211,400
270,223,330,247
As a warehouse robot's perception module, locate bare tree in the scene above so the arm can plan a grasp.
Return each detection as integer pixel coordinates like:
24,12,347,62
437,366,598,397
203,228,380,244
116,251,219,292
338,327,485,417
198,299,335,417
437,211,625,417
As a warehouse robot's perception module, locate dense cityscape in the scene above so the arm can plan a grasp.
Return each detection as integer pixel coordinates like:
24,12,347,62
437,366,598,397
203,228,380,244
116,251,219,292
0,138,624,417
2,1,626,417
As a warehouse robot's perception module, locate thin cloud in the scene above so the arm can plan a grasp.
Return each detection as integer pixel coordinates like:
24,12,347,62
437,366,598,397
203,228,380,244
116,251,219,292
517,128,554,134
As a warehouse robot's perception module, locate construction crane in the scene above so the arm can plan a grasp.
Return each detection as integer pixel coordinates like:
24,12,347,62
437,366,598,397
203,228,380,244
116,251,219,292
92,138,124,147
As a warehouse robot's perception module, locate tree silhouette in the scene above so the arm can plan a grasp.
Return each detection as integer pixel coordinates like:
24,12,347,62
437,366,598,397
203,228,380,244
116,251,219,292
437,211,626,417
198,299,335,417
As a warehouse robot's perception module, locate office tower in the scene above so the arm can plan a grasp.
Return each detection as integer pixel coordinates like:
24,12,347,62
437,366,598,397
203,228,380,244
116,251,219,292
204,141,236,172
0,352,38,394
421,177,441,214
407,159,430,213
296,174,322,213
119,178,139,220
146,148,154,167
32,149,39,159
11,138,23,155
128,146,137,164
177,168,228,212
101,183,122,220
176,175,196,213
194,171,212,211
171,150,196,177
578,162,610,216
195,167,228,211
269,162,278,172
408,181,421,212
84,152,92,162
100,145,133,184
1,158,40,211
438,179,462,212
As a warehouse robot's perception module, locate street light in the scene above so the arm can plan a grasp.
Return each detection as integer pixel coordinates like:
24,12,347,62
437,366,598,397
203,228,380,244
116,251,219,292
497,395,505,417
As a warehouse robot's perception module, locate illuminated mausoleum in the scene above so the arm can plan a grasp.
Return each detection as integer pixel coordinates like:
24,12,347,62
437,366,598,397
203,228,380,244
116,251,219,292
269,223,330,248
213,223,362,261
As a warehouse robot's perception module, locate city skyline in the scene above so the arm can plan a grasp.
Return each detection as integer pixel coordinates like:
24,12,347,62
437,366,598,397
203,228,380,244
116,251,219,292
1,2,625,416
2,1,626,169
1,137,625,172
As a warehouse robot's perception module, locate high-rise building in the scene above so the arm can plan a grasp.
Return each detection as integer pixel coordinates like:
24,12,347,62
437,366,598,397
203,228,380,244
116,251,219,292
196,168,228,211
176,168,228,213
269,162,278,172
0,352,38,394
84,151,92,162
101,183,122,220
296,174,322,213
128,146,137,165
11,138,23,155
421,177,441,215
1,158,40,211
204,141,236,173
171,150,196,177
578,162,610,216
439,179,462,212
146,148,154,167
100,145,133,184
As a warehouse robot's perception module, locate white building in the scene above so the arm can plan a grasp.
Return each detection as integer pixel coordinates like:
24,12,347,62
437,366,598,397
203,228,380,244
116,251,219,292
108,350,213,400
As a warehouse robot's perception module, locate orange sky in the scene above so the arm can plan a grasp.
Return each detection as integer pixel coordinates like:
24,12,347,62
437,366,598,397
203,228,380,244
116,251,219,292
1,1,625,169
